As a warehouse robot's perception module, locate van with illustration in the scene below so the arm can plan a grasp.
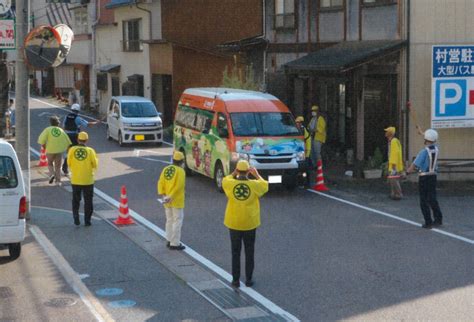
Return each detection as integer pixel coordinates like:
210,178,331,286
106,96,163,146
0,140,27,260
173,88,306,191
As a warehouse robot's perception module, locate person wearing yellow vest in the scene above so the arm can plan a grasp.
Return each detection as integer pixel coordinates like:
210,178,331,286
223,160,268,288
158,151,186,250
308,105,326,163
384,127,404,200
67,131,98,226
37,116,72,186
296,116,312,186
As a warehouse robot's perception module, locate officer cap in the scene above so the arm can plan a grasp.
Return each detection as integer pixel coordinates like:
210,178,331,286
236,160,250,171
384,126,396,135
78,131,88,141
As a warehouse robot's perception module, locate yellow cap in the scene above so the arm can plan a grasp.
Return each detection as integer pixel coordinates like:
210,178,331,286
384,126,396,135
236,160,250,171
173,151,184,161
78,131,88,141
311,105,319,112
295,116,304,123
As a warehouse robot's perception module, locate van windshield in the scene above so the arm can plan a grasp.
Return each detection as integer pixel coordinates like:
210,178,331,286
121,102,158,118
230,112,300,137
0,156,18,189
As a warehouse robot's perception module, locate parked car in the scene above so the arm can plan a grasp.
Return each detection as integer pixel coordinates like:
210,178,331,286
174,88,306,191
0,139,27,260
106,96,163,146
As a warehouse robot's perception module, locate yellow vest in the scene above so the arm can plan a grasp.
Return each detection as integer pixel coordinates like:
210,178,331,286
158,165,186,209
67,145,98,185
304,128,311,158
315,116,326,143
388,137,404,172
38,126,72,154
223,175,269,231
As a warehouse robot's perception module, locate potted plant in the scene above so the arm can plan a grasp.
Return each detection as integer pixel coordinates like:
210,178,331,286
363,147,384,179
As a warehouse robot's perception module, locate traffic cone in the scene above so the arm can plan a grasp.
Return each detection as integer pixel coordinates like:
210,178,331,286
38,146,48,167
114,185,135,225
313,159,329,191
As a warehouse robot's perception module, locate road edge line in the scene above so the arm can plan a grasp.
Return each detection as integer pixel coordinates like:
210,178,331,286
29,225,114,322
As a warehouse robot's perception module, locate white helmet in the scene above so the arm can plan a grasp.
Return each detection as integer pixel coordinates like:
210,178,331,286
71,103,80,111
424,129,438,142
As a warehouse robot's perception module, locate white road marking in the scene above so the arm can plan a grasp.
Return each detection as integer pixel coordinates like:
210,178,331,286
31,98,101,122
141,157,171,165
30,226,114,322
134,148,172,156
308,189,474,245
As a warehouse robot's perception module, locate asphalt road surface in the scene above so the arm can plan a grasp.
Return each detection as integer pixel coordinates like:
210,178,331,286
29,97,474,321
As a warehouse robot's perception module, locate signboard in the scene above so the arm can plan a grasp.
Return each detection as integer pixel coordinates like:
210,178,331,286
0,19,14,49
432,45,474,128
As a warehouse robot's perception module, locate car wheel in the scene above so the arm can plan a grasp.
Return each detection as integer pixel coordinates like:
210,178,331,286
214,162,224,193
118,131,124,147
8,243,21,260
106,126,112,141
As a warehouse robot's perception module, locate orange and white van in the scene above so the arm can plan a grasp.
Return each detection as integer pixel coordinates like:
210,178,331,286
173,88,306,191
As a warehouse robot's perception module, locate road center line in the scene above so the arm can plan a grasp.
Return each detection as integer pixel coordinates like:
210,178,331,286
308,189,474,245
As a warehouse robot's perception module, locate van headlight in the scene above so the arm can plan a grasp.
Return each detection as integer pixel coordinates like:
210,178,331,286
296,151,305,161
232,152,249,161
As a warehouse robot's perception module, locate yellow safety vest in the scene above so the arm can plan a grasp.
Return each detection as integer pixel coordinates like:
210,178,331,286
388,137,404,172
158,165,186,209
222,175,269,231
315,116,326,144
304,128,311,158
67,145,98,185
38,126,72,154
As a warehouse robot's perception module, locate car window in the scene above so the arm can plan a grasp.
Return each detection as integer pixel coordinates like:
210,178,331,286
0,156,18,189
217,113,229,138
121,102,158,117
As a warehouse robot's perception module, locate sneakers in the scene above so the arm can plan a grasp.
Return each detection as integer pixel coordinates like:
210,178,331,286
169,244,185,250
85,222,92,227
421,223,433,229
231,280,240,288
432,221,443,227
245,280,254,287
48,175,55,184
74,217,80,226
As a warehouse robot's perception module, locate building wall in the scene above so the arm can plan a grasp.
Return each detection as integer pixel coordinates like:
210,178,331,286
409,0,474,171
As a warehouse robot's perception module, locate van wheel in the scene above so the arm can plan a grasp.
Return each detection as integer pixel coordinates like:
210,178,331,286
8,243,21,260
181,149,193,176
214,163,224,193
106,126,112,141
118,131,125,147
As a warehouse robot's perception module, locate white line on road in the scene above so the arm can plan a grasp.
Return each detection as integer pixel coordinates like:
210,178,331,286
308,189,474,245
29,225,114,322
31,98,100,122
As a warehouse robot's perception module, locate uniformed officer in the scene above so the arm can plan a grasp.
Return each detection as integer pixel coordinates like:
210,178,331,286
407,129,443,229
223,160,269,288
38,116,72,185
67,131,98,226
158,151,186,250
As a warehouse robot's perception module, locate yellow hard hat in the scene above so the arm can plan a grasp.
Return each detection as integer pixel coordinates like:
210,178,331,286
173,151,184,161
311,105,319,112
78,131,88,141
295,116,304,123
236,160,250,171
384,126,396,135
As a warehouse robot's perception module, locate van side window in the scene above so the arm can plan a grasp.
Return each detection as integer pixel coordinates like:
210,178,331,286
196,110,214,134
0,156,18,189
175,104,198,129
217,113,229,138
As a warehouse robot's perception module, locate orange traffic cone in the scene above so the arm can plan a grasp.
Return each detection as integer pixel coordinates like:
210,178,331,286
313,159,329,191
114,185,135,225
38,146,48,167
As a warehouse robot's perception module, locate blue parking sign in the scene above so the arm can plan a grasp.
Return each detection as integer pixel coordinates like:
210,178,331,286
435,79,466,117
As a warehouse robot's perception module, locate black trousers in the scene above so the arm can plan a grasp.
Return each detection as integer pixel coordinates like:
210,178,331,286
62,133,78,173
72,184,94,224
229,228,256,282
419,175,443,224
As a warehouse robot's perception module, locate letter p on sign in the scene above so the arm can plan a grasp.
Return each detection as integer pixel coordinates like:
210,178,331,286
435,79,467,117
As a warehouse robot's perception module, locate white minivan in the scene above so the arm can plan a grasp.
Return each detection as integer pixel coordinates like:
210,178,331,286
0,140,26,260
106,96,163,146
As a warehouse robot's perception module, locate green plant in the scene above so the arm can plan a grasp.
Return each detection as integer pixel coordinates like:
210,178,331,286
221,57,260,91
366,147,384,170
164,124,174,139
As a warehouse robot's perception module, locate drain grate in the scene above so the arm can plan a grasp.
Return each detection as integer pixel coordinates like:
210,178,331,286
202,287,253,309
44,297,77,308
0,287,14,299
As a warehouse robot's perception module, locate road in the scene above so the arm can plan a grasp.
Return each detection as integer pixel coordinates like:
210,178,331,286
28,97,474,321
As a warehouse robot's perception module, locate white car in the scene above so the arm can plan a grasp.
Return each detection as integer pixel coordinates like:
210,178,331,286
0,139,26,260
106,96,163,146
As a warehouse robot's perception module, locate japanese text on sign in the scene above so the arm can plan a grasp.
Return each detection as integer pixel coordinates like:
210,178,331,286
0,19,15,50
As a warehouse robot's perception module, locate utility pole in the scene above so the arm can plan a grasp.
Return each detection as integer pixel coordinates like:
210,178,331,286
15,0,31,213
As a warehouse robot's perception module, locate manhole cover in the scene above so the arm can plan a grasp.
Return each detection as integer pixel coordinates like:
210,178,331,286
0,287,14,299
44,297,77,307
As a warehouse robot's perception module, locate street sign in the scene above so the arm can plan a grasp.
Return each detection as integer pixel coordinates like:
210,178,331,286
0,19,14,49
432,45,474,128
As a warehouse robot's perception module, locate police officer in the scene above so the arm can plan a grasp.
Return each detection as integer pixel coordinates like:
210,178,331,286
407,129,443,229
158,151,186,250
62,103,99,175
67,131,99,226
37,116,72,185
223,160,268,288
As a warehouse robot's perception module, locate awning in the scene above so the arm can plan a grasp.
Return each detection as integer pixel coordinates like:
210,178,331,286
99,64,121,73
105,0,134,9
285,40,406,73
217,35,268,52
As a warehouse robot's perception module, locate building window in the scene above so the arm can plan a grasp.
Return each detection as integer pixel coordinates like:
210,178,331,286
274,0,295,30
321,0,343,9
73,7,88,34
122,19,142,52
362,0,397,6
